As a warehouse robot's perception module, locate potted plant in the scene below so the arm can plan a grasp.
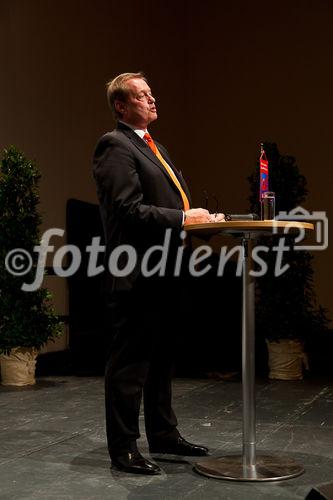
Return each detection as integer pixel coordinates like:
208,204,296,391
0,146,62,386
248,142,329,380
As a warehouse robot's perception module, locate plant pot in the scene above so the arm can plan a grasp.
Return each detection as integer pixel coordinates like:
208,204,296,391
0,347,38,386
266,339,308,380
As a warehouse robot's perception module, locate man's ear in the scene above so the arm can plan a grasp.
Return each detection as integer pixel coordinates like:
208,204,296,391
115,99,127,116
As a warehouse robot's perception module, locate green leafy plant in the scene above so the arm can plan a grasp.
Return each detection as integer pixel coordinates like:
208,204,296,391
0,146,62,355
248,142,329,343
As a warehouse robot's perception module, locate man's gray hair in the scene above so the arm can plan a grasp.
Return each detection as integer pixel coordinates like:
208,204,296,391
106,72,147,119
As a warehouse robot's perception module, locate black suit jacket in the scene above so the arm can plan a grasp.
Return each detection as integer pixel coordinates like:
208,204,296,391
93,122,191,292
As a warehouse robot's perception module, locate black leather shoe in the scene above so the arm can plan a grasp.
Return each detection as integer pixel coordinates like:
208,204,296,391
111,451,161,475
149,436,209,456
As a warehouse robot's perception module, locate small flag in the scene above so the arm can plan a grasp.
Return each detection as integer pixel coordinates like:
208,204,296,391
259,144,269,200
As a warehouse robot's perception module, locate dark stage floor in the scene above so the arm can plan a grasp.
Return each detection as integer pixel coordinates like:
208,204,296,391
0,375,332,499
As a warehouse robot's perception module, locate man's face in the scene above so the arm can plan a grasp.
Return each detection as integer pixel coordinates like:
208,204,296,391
116,78,157,129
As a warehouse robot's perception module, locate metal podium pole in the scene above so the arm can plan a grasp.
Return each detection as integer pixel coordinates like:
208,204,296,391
194,233,305,481
242,236,256,477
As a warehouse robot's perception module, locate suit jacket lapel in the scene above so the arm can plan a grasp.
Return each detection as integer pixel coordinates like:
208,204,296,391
117,122,164,171
117,122,190,198
155,142,192,201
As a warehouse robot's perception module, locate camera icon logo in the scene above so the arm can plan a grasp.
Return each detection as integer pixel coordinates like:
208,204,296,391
273,206,328,251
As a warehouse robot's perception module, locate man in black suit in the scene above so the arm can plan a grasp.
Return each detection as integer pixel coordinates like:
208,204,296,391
93,72,224,475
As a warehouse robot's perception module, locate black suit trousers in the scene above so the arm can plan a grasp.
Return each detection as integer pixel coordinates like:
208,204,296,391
104,275,181,456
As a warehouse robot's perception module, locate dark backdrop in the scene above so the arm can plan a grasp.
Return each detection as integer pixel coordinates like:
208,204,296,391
0,0,332,350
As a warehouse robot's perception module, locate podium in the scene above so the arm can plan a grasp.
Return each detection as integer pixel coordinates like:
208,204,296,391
185,220,314,482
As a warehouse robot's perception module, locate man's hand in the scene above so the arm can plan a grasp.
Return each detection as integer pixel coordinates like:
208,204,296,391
211,212,225,222
184,208,225,225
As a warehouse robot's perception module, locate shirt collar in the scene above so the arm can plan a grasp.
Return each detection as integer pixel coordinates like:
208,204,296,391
118,121,147,139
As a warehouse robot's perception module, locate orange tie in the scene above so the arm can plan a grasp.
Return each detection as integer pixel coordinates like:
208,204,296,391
144,133,190,212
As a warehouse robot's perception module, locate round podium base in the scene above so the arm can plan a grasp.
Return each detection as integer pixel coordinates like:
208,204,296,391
194,454,305,481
